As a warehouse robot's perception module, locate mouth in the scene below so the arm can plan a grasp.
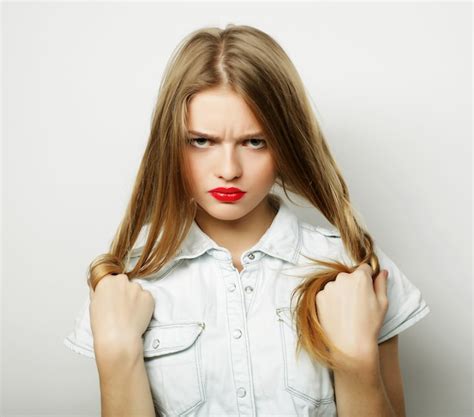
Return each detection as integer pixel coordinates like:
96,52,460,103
209,188,246,202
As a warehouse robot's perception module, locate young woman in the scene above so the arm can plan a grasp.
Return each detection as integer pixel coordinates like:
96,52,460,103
64,24,431,417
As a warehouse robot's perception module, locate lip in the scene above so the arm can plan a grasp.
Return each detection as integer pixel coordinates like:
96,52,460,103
209,187,245,193
209,187,246,202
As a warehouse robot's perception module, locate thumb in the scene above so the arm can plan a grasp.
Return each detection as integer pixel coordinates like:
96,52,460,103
374,269,388,302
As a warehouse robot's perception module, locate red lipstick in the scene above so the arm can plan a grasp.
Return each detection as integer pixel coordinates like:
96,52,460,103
209,187,246,202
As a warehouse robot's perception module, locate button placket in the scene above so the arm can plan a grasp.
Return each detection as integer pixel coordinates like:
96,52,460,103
221,260,256,415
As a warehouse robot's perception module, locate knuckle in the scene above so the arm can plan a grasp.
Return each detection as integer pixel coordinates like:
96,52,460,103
335,272,347,281
95,273,130,292
130,281,143,292
98,275,113,287
323,281,334,290
144,291,155,305
104,273,125,282
355,269,368,279
316,286,328,296
117,273,129,280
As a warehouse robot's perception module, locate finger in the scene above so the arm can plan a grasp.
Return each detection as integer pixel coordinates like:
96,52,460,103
355,262,373,277
88,281,94,300
374,269,389,302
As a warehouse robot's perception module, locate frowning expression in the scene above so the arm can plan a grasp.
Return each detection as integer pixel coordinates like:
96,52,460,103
184,86,277,222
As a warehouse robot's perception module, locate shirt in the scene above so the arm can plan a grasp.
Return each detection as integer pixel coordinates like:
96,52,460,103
63,194,431,417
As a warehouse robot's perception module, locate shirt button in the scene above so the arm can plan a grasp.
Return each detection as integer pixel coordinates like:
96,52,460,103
237,387,247,397
228,283,236,292
233,329,242,339
152,338,160,349
244,285,253,293
247,253,255,260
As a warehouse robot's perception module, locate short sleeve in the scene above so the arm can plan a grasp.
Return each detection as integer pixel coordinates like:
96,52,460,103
63,294,96,359
374,244,431,344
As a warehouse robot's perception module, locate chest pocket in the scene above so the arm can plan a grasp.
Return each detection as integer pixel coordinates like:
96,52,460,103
276,307,337,417
143,320,206,416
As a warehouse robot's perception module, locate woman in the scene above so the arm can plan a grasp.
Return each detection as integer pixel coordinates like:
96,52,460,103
64,24,430,417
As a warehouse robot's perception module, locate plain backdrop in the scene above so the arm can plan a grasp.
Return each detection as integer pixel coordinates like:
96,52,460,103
2,2,472,417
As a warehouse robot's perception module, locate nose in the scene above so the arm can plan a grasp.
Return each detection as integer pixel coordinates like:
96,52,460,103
215,145,243,181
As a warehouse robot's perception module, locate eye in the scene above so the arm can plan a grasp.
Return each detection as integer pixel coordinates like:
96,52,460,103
186,137,267,149
245,138,266,149
187,137,212,148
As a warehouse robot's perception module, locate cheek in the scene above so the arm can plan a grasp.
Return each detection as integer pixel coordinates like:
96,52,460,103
248,156,277,183
183,153,201,187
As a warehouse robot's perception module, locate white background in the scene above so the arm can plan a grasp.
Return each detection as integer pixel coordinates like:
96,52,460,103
2,1,472,417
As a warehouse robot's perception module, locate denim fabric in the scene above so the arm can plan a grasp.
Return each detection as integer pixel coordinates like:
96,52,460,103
64,195,431,417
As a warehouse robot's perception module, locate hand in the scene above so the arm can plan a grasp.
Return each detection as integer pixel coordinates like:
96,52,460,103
89,274,155,355
315,264,389,365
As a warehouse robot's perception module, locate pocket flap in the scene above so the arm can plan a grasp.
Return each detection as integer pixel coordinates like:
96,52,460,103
142,321,205,358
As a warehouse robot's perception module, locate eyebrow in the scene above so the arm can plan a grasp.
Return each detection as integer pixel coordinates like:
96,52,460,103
188,130,265,141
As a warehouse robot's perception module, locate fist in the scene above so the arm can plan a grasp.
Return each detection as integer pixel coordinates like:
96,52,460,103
89,274,155,353
315,264,389,362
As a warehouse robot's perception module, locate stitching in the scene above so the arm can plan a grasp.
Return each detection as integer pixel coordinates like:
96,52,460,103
218,260,241,416
276,309,335,407
237,271,258,416
378,303,431,343
143,324,205,356
178,336,205,415
244,261,261,316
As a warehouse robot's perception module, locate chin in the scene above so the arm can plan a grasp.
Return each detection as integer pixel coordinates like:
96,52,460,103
196,200,250,220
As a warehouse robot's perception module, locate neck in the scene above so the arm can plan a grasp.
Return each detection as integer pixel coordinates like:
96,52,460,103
195,197,278,254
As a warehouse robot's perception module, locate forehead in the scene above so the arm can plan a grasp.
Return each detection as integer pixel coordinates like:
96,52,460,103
187,88,263,137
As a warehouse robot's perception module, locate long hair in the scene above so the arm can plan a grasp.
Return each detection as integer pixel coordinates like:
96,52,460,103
87,24,381,372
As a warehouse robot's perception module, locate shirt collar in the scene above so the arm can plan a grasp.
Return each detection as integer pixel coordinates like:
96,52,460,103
175,194,302,265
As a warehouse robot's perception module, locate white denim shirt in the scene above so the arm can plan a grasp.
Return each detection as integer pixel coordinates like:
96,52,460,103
64,195,431,417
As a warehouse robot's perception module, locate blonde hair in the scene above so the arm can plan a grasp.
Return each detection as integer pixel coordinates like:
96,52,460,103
88,24,381,373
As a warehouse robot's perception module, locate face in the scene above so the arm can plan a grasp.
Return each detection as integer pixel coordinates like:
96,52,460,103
184,86,278,223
